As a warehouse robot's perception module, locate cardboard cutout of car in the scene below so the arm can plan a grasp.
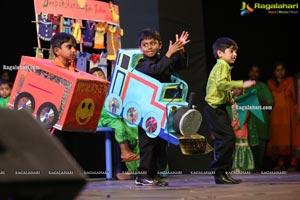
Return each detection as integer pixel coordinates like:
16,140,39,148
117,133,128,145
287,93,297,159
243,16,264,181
8,56,109,133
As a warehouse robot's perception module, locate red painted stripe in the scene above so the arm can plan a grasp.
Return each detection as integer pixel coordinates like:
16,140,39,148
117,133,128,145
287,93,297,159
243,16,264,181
122,73,166,126
28,83,53,94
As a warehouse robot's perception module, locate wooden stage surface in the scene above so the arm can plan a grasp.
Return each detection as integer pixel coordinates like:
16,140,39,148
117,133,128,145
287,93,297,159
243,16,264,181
75,171,300,200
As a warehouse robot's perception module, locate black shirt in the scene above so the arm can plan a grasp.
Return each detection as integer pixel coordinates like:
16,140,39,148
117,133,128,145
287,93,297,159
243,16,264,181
135,52,188,82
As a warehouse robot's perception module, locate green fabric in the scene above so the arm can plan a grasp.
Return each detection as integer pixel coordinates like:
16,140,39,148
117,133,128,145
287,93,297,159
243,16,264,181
123,122,139,172
234,89,264,128
205,59,243,108
98,106,139,171
232,139,255,172
245,81,274,142
0,96,10,108
247,115,260,146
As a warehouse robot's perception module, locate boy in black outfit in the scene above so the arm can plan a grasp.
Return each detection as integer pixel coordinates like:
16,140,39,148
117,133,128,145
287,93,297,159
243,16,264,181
134,28,190,186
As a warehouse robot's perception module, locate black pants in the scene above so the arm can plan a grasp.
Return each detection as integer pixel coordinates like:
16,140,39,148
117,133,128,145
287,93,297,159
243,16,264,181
137,126,168,178
203,102,235,173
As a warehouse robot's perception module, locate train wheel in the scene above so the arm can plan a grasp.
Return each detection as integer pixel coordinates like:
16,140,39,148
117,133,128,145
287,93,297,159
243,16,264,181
142,112,161,138
37,102,59,129
14,92,35,113
105,93,123,117
174,108,202,136
123,102,141,126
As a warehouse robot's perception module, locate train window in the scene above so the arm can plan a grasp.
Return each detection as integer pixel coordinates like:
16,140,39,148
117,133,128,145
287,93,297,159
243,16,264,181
161,85,183,102
120,54,130,70
116,52,121,66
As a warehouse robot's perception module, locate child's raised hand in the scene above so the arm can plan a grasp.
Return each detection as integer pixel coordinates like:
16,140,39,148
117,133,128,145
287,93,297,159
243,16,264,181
176,31,190,46
165,31,190,58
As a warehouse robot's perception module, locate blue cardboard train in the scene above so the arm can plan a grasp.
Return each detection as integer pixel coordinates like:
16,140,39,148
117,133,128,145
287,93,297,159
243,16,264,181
104,49,213,155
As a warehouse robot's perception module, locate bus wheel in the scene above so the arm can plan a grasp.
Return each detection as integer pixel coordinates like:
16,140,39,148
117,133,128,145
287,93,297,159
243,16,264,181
37,102,59,129
14,92,35,113
142,112,161,138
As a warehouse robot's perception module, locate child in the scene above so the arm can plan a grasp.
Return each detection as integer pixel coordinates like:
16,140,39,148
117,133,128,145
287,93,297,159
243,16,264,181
229,88,254,173
134,28,190,186
0,80,13,108
50,32,77,71
49,33,79,159
49,32,78,132
203,37,256,184
89,67,140,180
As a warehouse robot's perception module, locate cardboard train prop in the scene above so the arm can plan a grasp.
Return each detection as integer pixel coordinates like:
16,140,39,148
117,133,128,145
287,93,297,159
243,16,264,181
8,56,109,133
104,48,213,155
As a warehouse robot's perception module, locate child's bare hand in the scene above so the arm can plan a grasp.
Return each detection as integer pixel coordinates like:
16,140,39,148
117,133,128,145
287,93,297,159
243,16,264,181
176,31,190,45
243,80,256,88
166,40,184,57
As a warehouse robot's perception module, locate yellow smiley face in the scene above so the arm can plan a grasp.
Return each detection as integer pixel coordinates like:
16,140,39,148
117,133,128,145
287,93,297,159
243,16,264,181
75,98,95,125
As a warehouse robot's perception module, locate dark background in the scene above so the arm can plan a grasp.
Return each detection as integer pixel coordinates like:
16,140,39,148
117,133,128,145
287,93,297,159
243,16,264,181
1,0,299,174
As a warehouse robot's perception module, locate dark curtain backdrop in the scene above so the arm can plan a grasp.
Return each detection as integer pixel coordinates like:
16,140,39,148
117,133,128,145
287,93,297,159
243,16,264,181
157,0,211,172
2,0,299,173
202,0,300,81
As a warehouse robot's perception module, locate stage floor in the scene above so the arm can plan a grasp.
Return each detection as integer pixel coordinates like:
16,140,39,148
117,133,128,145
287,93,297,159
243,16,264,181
75,171,300,200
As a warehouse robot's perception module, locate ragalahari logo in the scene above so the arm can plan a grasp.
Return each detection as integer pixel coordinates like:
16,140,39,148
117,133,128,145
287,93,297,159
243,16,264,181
240,2,255,16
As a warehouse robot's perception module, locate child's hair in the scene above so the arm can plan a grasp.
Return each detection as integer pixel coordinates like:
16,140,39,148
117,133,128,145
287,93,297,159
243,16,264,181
88,67,107,80
212,37,238,59
137,28,161,46
88,67,105,75
50,32,76,56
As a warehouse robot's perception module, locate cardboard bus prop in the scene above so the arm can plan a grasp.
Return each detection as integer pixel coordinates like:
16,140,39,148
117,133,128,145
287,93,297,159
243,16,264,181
105,48,213,155
8,56,109,132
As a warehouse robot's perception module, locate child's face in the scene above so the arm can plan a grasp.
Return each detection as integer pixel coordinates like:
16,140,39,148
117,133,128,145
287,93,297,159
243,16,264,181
139,38,162,57
0,83,11,98
54,40,77,64
217,46,237,65
273,64,286,79
232,88,243,97
92,71,106,80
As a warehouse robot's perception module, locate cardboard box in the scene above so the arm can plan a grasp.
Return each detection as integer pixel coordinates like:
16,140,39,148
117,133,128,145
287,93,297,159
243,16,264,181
8,56,109,132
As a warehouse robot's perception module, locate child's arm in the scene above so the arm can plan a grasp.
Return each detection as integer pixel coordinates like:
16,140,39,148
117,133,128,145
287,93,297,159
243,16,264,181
215,65,244,91
243,80,256,88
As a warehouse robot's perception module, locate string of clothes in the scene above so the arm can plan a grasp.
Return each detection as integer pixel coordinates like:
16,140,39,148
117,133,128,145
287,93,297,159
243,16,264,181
33,12,124,74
